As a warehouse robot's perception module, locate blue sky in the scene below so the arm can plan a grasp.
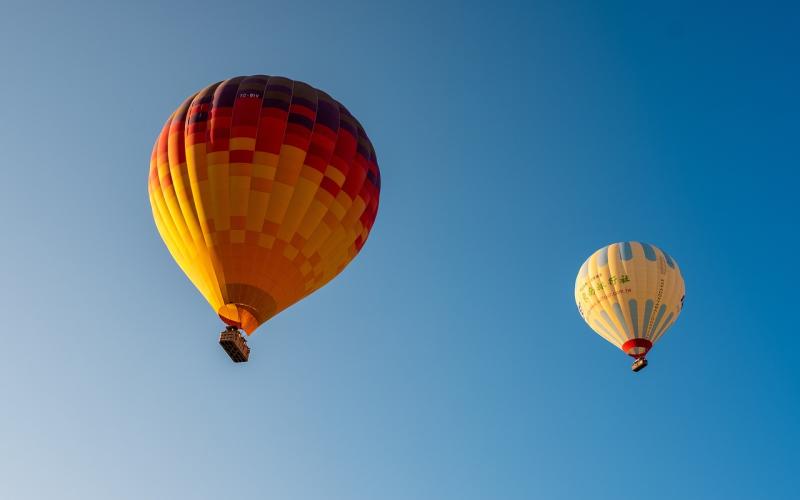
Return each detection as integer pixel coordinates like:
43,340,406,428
1,1,798,498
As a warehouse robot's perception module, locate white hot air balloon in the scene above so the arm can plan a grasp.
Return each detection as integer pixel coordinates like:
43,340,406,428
575,242,685,372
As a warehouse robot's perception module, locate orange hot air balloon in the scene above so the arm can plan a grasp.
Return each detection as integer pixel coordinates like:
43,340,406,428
148,75,380,362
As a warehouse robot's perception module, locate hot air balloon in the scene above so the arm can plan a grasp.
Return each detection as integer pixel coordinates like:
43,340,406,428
148,75,380,362
575,242,685,372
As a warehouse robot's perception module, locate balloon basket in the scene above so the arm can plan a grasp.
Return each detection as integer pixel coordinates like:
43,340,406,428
219,326,250,363
631,357,648,372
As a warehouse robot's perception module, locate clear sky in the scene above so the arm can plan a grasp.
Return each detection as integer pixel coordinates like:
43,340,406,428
1,0,798,498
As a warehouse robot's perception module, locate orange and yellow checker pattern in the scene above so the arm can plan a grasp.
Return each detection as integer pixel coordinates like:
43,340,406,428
148,76,380,334
574,242,685,357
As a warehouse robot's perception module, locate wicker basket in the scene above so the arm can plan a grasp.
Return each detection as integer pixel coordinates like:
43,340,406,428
219,329,250,363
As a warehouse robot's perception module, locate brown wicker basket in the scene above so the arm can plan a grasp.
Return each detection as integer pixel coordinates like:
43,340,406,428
219,328,250,363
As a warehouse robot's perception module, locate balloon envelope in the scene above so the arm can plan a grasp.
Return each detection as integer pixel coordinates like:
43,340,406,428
149,75,380,334
575,242,685,359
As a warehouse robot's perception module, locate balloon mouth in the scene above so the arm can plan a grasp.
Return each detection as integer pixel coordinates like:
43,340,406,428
622,338,652,358
218,304,260,335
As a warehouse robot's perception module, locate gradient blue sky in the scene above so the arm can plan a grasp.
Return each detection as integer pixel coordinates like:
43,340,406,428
1,1,798,498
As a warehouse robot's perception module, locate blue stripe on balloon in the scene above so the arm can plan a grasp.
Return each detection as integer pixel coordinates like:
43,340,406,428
650,304,667,337
663,251,675,268
613,303,630,338
597,245,610,267
620,242,633,261
600,310,622,339
629,299,639,337
640,242,657,261
642,300,654,338
654,312,674,339
593,320,614,341
579,261,589,279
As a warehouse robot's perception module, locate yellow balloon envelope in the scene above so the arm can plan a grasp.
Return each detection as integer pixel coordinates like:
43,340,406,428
575,242,685,370
148,76,380,341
